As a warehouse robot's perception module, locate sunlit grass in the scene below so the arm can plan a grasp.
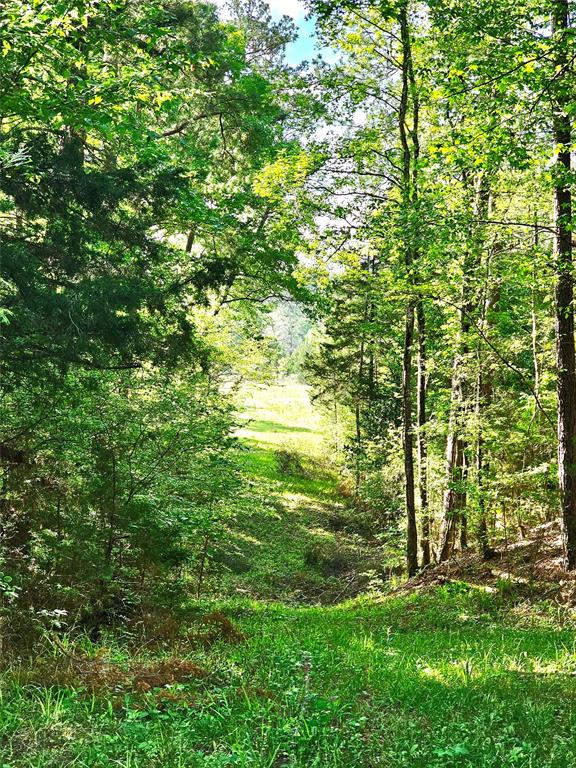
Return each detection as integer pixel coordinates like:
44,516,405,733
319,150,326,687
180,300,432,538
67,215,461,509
2,588,576,767
235,379,330,458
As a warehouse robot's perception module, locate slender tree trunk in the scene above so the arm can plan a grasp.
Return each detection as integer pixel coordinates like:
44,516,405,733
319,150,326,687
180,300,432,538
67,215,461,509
531,218,541,414
403,304,418,575
399,4,419,576
439,276,469,558
439,174,488,561
476,411,490,557
476,284,498,560
439,303,470,562
439,423,466,561
355,295,369,496
354,396,362,494
552,0,576,570
105,450,117,571
416,299,430,566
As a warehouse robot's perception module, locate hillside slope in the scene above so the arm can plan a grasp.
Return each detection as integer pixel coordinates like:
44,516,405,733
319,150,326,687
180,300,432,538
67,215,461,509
403,519,576,606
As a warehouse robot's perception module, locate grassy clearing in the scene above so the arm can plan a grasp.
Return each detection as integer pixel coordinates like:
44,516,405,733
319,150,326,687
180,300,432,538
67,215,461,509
235,380,330,458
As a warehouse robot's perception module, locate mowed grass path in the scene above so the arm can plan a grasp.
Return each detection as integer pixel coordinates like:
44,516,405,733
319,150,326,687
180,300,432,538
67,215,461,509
217,380,374,602
234,379,338,502
3,383,576,767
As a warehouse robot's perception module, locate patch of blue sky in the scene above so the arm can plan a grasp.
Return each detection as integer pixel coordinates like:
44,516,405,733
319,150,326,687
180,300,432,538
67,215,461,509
215,0,336,66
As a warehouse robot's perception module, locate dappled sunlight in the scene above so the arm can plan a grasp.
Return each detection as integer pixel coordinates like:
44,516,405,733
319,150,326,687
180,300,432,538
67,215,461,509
5,0,576,763
226,530,263,547
280,491,320,507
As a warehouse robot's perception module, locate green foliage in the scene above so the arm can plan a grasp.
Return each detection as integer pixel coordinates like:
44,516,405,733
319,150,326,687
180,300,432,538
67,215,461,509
0,366,247,639
0,0,305,641
299,0,565,567
2,0,576,764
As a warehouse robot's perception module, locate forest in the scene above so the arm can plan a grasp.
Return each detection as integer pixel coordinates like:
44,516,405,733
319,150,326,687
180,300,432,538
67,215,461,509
2,0,576,765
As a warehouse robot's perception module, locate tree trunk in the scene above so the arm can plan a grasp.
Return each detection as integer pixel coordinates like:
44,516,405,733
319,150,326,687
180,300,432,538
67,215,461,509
416,299,430,566
399,3,419,576
355,295,369,496
531,217,541,414
552,0,576,570
439,426,466,561
476,306,497,559
439,173,488,561
403,304,418,576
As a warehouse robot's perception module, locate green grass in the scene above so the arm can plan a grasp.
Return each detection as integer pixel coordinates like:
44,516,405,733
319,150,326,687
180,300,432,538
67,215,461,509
242,419,316,435
234,379,339,503
3,381,576,766
2,589,576,767
235,380,330,458
219,380,392,602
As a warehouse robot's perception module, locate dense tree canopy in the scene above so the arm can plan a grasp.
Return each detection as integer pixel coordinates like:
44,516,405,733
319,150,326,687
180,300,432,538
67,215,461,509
6,3,576,766
2,0,576,640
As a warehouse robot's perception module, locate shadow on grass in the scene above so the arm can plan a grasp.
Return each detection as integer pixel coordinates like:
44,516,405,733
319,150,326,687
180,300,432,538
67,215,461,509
241,419,315,435
236,442,338,503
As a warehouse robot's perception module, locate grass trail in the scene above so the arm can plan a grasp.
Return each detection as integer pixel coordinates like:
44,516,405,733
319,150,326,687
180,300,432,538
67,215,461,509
217,380,389,603
3,382,576,767
235,379,330,458
3,588,576,767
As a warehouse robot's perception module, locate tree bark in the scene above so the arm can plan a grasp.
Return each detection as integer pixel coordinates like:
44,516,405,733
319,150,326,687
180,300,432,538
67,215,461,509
476,281,498,560
552,0,576,570
439,173,488,561
355,294,369,496
531,217,541,413
403,304,418,575
439,425,466,561
399,3,419,576
416,299,430,566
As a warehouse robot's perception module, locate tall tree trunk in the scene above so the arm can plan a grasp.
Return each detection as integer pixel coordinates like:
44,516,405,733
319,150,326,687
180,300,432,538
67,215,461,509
439,173,488,561
403,304,418,575
531,217,541,414
355,294,369,496
552,0,576,570
476,279,498,560
476,368,492,559
438,282,471,561
416,299,430,566
399,3,419,576
476,411,489,557
439,419,466,562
